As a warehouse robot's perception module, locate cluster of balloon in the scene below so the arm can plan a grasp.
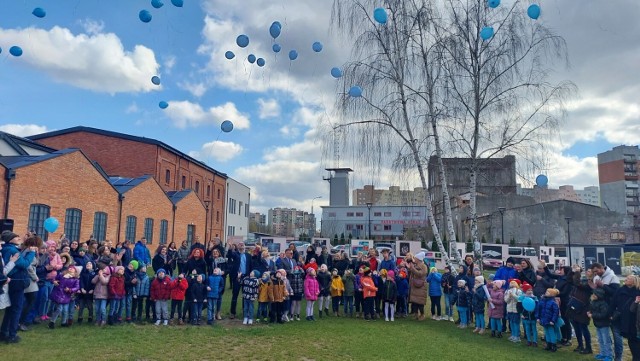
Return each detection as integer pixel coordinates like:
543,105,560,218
480,26,494,41
221,120,234,133
535,174,548,187
43,217,59,233
373,7,388,24
527,4,541,20
32,7,46,18
139,0,183,23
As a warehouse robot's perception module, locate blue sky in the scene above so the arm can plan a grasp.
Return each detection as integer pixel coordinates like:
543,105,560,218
1,0,639,214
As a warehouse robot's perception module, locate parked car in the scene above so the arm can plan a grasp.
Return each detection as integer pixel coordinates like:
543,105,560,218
331,245,348,254
483,259,503,269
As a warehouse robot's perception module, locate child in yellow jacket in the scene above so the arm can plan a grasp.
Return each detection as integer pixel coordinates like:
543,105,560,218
257,272,272,322
330,268,345,316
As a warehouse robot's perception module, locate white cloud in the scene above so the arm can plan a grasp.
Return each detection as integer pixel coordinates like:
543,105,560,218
190,140,243,162
163,55,176,74
257,98,281,119
0,124,48,137
178,81,208,97
0,26,159,94
125,102,139,114
279,125,300,138
164,100,250,129
77,19,104,35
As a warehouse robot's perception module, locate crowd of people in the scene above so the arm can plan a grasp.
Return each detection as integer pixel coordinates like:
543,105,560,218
0,230,639,360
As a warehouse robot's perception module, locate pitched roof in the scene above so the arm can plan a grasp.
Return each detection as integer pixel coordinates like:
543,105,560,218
109,175,153,194
0,148,77,169
167,190,196,205
28,126,227,178
0,131,58,156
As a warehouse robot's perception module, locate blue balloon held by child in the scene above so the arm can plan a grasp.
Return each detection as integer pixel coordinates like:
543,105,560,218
523,297,535,312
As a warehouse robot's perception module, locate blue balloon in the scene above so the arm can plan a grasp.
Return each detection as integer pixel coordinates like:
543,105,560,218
272,43,281,53
536,174,548,187
330,67,342,78
523,297,535,312
32,7,46,18
373,7,388,24
9,46,22,57
480,26,494,40
43,217,59,233
221,120,234,133
171,0,183,7
236,34,249,48
349,86,363,97
139,10,152,23
151,76,161,85
247,54,256,64
527,4,541,20
269,22,282,39
487,0,500,8
288,50,298,61
159,101,169,109
151,0,164,9
225,51,235,60
0,47,2,55
312,41,323,53
256,58,265,67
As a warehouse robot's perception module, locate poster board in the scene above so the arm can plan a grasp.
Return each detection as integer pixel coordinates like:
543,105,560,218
259,237,288,256
350,239,373,258
311,238,331,255
395,241,421,258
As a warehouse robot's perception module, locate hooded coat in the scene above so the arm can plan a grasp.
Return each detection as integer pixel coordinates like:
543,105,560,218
409,262,428,305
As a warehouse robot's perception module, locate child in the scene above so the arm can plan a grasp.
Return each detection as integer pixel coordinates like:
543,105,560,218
427,266,443,320
48,266,80,328
382,270,397,322
132,264,150,323
150,268,172,326
342,269,355,317
441,265,456,321
280,269,293,322
488,280,505,337
123,261,139,323
361,267,378,321
257,271,272,323
77,261,95,325
471,275,487,334
354,267,364,318
289,266,305,321
304,268,320,321
206,268,224,325
91,264,111,326
396,270,409,318
316,264,332,318
455,279,472,328
588,288,612,360
242,270,260,325
374,269,385,318
537,288,560,352
170,273,188,325
270,270,287,323
521,283,539,347
190,274,207,325
107,266,126,325
504,279,523,342
330,268,345,317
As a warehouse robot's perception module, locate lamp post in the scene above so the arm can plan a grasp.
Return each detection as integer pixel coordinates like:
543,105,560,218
310,196,322,239
565,216,572,267
366,202,373,240
204,200,210,243
498,207,506,245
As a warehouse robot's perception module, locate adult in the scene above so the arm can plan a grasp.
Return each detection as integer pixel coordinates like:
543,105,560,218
254,250,275,275
317,247,332,270
185,248,207,276
227,242,252,319
69,240,80,260
189,236,205,254
304,245,316,265
533,261,554,298
287,243,300,264
612,275,640,360
494,257,518,332
541,260,573,346
210,238,226,257
590,262,622,360
133,238,150,267
167,241,178,274
209,248,227,276
176,241,189,275
0,231,37,343
518,259,536,287
427,266,443,320
152,246,172,276
333,252,350,276
565,266,592,354
119,240,133,268
406,253,427,320
280,249,296,277
19,235,42,330
378,248,396,273
464,255,475,279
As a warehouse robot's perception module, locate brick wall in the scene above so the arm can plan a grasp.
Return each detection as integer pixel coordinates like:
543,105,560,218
173,191,206,245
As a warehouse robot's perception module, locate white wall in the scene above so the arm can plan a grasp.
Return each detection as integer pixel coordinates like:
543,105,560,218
225,177,250,242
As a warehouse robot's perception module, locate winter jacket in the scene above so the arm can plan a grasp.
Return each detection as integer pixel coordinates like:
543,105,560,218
206,275,224,299
518,267,536,287
49,273,79,305
427,271,442,297
378,259,396,273
73,254,91,269
566,273,591,325
454,287,472,308
317,253,332,270
504,287,522,313
488,288,505,318
45,253,63,281
242,277,259,301
291,271,305,297
150,275,172,301
25,257,39,294
494,266,518,289
190,282,207,303
361,275,378,299
610,285,639,338
304,275,320,301
441,272,455,295
124,268,138,296
382,280,397,302
544,268,573,308
396,277,409,297
532,271,554,298
209,256,228,277
108,274,126,300
317,270,332,297
454,265,474,292
342,273,355,297
79,267,96,295
170,277,189,301
258,279,272,303
536,296,559,326
177,246,190,264
590,289,611,328
472,285,487,313
330,275,345,297
1,244,36,291
185,258,207,276
133,241,150,265
152,255,170,274
270,278,287,303
521,296,538,321
334,259,350,276
92,271,111,300
409,263,428,305
134,272,150,297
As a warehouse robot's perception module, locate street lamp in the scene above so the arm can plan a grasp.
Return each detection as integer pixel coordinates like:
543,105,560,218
565,216,572,267
310,196,322,239
366,202,373,240
204,200,211,243
498,207,506,245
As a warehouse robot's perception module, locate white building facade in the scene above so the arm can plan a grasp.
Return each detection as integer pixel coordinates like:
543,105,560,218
224,177,250,241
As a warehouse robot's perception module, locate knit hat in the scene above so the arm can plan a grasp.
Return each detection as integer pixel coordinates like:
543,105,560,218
252,269,261,278
508,278,521,287
506,257,516,265
546,288,559,297
363,267,371,276
0,231,18,244
115,266,125,274
493,280,505,288
129,260,139,270
457,279,467,286
430,267,438,274
488,273,495,280
475,275,485,284
521,283,532,293
473,267,481,273
445,265,452,272
387,270,395,279
156,268,166,276
399,270,407,279
45,240,57,248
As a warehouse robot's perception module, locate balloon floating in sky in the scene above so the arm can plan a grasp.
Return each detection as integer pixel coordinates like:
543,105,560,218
487,0,500,8
269,21,282,39
139,10,152,23
0,47,2,55
535,174,548,187
171,0,183,7
272,43,281,53
32,7,46,18
44,217,59,233
312,41,323,53
480,26,494,40
288,50,298,61
221,120,234,133
373,7,388,24
225,50,235,60
151,76,161,85
236,35,249,48
349,86,363,97
159,101,169,109
527,4,541,20
330,67,342,78
247,54,256,63
9,46,22,57
256,58,265,67
151,0,164,9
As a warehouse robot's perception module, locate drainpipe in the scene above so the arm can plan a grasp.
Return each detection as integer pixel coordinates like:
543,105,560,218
4,168,16,219
116,193,125,243
171,204,177,244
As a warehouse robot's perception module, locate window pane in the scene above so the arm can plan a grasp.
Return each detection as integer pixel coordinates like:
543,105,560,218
64,208,82,242
28,204,50,239
159,220,168,245
126,216,137,242
144,218,154,244
93,212,108,242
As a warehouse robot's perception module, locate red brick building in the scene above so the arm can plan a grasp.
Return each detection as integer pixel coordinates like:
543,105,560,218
29,126,227,241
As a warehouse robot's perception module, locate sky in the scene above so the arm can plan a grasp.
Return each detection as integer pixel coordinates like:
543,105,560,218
0,0,639,215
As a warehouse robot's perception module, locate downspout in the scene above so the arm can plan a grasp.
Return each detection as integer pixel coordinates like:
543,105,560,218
116,193,124,243
171,204,177,244
4,168,16,219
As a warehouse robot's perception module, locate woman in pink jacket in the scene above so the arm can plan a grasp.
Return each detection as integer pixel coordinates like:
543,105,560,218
304,269,320,321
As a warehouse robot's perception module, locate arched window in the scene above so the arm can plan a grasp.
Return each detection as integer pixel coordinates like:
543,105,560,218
28,204,50,238
93,212,108,241
165,169,171,184
125,215,137,241
64,208,82,241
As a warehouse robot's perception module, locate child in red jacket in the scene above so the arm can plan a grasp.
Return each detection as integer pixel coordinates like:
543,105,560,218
150,269,172,326
170,273,189,325
108,266,126,325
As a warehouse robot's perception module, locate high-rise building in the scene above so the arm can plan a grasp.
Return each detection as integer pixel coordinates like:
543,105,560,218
352,185,427,206
576,186,601,207
598,145,640,215
267,207,314,237
517,184,600,206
